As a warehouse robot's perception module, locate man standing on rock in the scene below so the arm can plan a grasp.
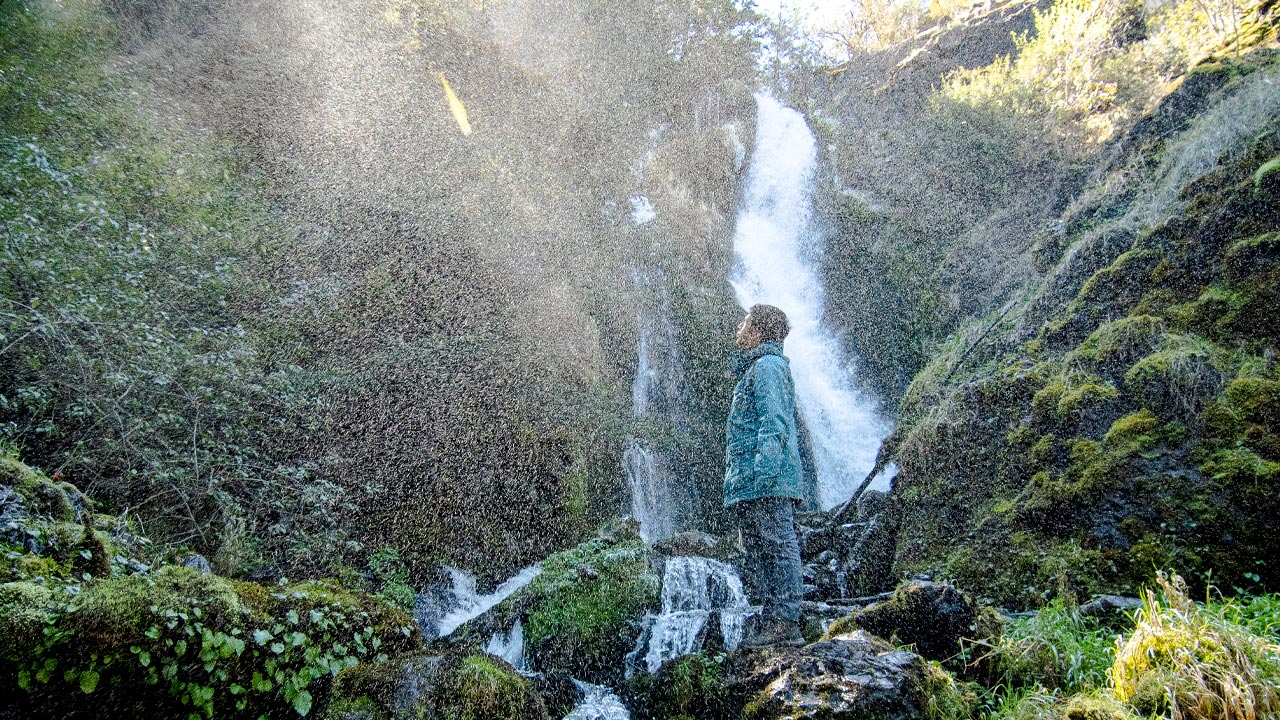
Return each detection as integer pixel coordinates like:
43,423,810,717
725,304,806,648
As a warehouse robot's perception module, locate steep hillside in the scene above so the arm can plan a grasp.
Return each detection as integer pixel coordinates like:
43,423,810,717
888,45,1280,606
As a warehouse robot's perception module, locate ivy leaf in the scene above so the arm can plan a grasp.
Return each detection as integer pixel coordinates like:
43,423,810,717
292,689,312,716
79,670,99,694
139,651,151,667
253,629,272,645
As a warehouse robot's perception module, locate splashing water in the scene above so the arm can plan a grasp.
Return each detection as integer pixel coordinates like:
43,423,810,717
434,564,542,638
564,680,631,720
486,619,527,672
628,557,753,676
731,92,892,509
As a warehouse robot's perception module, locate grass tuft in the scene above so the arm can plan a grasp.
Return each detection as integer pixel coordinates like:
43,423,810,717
1110,573,1280,720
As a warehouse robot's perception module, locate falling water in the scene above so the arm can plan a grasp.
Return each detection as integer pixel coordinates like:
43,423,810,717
730,92,892,509
433,564,542,638
627,556,753,676
485,619,527,671
623,268,692,543
564,680,631,720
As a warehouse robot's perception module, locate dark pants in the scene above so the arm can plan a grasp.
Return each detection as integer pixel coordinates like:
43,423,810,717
739,497,803,622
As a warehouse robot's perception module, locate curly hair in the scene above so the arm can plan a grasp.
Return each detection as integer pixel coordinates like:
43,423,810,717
749,304,790,343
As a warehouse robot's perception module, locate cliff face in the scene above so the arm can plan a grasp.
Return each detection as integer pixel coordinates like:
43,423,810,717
802,0,1279,606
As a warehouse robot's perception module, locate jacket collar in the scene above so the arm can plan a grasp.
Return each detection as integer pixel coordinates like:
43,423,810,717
733,340,785,376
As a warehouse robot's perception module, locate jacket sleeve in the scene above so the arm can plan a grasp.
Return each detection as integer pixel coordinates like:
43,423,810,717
751,357,791,480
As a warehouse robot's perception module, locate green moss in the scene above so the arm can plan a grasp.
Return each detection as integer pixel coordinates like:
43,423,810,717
1254,155,1280,188
917,662,978,720
0,581,52,659
331,652,547,720
1031,434,1058,469
1226,232,1280,277
323,695,388,720
1224,376,1280,427
1033,383,1067,425
450,654,543,720
1102,410,1159,453
1062,693,1141,720
0,458,75,522
1123,336,1227,419
519,536,659,680
0,552,67,583
1057,383,1119,418
1067,316,1166,376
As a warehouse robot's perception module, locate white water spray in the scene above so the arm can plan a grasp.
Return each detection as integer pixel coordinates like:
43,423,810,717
564,680,631,720
627,556,753,676
434,564,542,638
731,92,892,509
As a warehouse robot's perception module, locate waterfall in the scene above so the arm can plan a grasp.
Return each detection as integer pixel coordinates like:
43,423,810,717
624,269,692,543
432,564,542,638
564,680,631,720
627,557,754,676
730,92,893,509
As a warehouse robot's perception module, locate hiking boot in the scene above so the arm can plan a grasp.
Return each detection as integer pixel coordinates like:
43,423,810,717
740,617,805,649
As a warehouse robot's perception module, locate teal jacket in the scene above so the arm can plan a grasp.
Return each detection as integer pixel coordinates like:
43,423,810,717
723,341,805,507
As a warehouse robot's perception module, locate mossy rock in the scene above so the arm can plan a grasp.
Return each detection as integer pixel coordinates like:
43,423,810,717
1254,155,1280,192
512,535,660,684
1173,282,1280,345
625,651,735,720
1123,336,1228,420
1066,316,1166,377
849,580,1001,668
6,566,423,719
328,651,548,720
0,458,76,522
69,564,250,649
1224,376,1280,428
1225,232,1280,279
0,581,52,659
1102,409,1160,455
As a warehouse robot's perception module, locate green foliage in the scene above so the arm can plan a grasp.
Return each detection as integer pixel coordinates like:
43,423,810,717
0,0,348,571
989,601,1117,694
941,0,1269,145
1,565,420,718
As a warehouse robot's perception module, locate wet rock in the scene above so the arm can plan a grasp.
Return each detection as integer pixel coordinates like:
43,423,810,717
1078,594,1142,617
652,530,726,560
533,669,580,718
182,553,212,573
728,630,937,720
799,600,862,639
798,491,898,600
849,581,1001,666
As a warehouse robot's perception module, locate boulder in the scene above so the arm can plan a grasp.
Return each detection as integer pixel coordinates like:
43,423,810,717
847,581,1001,667
327,650,549,720
727,630,948,720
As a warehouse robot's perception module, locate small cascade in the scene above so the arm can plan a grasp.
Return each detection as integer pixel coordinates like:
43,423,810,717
623,269,692,543
485,619,527,672
627,557,753,676
433,564,542,638
564,680,631,720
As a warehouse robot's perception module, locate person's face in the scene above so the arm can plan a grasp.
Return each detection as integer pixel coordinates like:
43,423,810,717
736,313,762,350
